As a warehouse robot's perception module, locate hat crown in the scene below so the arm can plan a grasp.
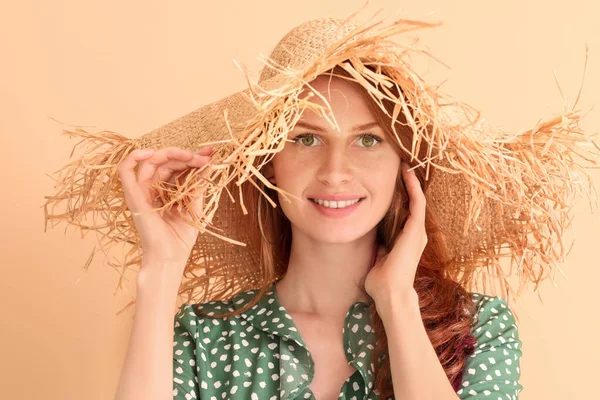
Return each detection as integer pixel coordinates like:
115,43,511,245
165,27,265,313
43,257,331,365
258,17,359,83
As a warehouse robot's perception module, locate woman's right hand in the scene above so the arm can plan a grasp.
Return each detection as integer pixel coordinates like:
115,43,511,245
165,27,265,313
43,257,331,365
117,146,213,272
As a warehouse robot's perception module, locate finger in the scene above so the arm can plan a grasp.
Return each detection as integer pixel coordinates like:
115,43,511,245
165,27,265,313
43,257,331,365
170,167,209,224
137,147,197,184
152,155,212,187
117,149,156,209
194,146,213,156
402,162,426,227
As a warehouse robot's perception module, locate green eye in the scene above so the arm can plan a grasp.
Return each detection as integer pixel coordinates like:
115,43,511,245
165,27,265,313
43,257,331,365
293,134,319,146
358,134,380,148
299,135,316,146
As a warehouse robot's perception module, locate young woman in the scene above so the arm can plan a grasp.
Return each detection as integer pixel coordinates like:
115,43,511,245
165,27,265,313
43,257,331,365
114,66,522,399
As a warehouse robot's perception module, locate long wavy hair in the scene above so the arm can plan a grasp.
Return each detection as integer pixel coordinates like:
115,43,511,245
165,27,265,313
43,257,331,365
196,65,478,398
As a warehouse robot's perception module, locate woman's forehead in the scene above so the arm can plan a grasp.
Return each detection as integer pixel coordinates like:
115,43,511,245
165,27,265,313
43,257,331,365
300,74,359,99
295,95,377,131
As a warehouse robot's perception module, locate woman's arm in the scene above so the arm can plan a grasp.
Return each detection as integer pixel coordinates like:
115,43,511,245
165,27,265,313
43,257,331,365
114,258,184,400
377,290,459,400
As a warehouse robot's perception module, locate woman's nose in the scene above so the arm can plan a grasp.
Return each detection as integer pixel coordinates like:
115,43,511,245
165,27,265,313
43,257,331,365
316,145,352,186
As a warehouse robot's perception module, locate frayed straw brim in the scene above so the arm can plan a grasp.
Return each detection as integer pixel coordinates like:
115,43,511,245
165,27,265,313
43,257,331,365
43,10,600,313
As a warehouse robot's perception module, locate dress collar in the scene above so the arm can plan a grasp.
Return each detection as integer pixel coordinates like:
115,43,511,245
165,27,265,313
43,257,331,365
231,283,377,399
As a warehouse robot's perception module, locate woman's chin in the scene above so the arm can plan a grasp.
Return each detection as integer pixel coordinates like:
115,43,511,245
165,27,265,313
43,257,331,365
307,229,370,244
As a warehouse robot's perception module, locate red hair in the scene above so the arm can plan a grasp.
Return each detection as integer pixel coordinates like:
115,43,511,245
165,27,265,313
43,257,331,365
196,64,478,397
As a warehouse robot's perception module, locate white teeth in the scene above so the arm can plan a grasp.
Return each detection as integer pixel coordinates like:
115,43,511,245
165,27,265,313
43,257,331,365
312,198,361,209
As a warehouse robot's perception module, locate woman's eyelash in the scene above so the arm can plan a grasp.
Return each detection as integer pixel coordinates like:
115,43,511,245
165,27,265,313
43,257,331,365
360,133,383,144
290,133,383,144
290,133,314,142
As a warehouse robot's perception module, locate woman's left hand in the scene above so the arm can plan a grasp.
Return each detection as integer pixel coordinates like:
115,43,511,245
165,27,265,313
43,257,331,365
364,161,428,304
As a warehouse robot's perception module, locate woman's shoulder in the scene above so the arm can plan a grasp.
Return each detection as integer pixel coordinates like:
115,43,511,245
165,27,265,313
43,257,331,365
466,291,519,340
458,292,523,397
468,292,515,317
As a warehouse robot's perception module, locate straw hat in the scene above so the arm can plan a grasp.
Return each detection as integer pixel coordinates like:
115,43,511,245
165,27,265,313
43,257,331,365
43,10,600,310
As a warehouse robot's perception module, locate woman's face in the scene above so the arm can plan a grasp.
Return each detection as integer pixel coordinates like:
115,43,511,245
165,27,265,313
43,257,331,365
270,75,401,243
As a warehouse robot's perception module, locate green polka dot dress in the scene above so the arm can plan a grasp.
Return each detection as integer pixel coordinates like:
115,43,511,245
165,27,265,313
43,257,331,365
173,284,522,399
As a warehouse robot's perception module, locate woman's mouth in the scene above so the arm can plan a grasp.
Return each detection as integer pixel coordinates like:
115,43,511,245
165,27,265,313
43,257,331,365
309,198,364,209
308,197,366,217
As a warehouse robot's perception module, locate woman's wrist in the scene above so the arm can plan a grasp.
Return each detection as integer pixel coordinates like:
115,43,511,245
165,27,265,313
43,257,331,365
373,288,420,321
137,257,186,296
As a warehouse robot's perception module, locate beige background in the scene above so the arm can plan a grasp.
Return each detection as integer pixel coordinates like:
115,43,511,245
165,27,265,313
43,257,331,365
1,0,599,399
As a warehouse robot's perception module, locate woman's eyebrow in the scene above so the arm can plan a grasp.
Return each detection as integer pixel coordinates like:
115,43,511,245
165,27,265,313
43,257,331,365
293,121,380,132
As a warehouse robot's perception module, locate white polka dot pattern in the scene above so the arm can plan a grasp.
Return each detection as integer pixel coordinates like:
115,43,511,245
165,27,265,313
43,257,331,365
173,285,522,399
457,294,523,399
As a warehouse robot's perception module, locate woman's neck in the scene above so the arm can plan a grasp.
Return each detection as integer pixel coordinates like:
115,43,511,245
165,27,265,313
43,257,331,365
275,229,377,319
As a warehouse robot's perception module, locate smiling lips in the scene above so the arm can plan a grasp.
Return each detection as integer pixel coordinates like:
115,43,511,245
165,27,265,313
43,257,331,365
307,194,366,218
309,198,362,209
